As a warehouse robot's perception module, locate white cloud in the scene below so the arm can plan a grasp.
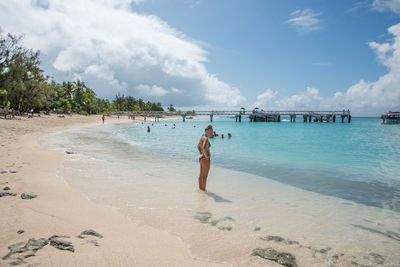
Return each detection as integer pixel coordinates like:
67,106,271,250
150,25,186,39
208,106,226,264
253,88,277,108
372,0,400,15
0,0,245,107
287,8,322,32
136,84,169,97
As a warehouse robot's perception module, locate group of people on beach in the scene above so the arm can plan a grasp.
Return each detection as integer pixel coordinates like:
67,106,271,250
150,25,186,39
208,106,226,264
1,107,16,119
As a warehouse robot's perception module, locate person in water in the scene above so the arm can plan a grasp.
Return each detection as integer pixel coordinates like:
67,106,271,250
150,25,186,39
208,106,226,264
197,124,213,191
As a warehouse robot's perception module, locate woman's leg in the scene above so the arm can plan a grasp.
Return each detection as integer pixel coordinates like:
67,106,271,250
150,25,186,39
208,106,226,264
199,159,205,190
201,159,210,191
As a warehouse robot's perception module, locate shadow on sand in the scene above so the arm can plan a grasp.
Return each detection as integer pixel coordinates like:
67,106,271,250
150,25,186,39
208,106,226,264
206,192,232,203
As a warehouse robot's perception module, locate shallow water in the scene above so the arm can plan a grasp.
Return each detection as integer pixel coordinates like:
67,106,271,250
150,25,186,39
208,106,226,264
42,117,400,266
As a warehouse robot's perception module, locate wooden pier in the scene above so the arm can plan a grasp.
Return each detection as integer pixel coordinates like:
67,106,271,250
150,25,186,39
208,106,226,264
108,109,351,123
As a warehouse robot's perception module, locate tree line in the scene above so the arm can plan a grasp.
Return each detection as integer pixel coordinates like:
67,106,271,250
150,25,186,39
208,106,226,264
0,31,170,114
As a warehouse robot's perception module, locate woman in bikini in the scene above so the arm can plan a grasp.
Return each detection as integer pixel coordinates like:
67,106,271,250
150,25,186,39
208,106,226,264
197,124,213,191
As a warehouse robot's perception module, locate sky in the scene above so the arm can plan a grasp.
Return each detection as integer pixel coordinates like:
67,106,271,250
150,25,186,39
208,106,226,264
1,0,400,115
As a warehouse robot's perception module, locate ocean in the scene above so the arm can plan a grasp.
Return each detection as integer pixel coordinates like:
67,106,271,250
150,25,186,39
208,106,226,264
43,117,400,266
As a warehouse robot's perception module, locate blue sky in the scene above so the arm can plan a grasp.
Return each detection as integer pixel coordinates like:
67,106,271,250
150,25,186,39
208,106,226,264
1,0,400,115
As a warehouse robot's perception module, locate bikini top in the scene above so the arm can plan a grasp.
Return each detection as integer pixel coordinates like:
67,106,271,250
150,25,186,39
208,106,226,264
200,135,211,154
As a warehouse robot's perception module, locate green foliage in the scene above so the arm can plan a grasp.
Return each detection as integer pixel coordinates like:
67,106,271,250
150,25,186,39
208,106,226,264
185,110,196,116
167,104,176,112
0,30,168,114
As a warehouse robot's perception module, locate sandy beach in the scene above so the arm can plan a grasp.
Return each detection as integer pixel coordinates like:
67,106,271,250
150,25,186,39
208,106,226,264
0,114,228,267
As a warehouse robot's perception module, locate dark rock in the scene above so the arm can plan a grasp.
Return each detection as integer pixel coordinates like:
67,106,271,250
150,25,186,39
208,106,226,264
21,193,37,200
48,235,70,241
65,151,74,154
317,248,331,254
8,258,26,266
254,227,261,232
17,230,24,234
262,235,285,242
77,229,103,239
218,226,232,231
3,186,10,191
0,190,17,197
9,170,18,173
48,236,74,252
0,170,7,174
2,242,27,260
26,238,48,251
252,248,297,267
278,253,298,267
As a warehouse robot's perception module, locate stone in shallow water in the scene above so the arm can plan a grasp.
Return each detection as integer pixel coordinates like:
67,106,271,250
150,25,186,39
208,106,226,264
0,190,16,197
252,248,297,267
17,230,24,234
254,227,261,232
3,186,10,191
21,193,37,200
48,236,74,252
65,151,74,154
26,238,48,251
77,229,103,239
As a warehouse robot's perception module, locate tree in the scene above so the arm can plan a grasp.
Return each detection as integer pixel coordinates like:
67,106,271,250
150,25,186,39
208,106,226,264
0,31,46,111
167,104,176,112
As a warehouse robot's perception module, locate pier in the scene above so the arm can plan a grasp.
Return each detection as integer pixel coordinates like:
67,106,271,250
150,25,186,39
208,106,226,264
109,109,351,123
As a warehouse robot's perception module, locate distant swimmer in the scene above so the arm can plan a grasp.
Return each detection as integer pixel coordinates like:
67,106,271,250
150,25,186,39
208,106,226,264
228,133,232,138
213,131,218,137
221,134,224,139
197,124,213,191
147,126,150,133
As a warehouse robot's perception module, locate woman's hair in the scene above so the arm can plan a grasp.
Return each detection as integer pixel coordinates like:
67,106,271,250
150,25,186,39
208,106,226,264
205,124,213,131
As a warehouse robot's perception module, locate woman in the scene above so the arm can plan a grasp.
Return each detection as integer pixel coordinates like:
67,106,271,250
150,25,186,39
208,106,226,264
197,124,213,191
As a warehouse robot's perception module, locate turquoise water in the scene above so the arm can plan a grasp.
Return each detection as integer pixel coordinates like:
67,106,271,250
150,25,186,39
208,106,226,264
118,117,400,212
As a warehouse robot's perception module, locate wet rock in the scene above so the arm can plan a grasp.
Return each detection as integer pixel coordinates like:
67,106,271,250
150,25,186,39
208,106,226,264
77,229,103,239
261,235,300,245
48,235,70,241
26,238,48,252
317,248,330,254
254,227,261,232
48,236,74,252
9,170,18,174
252,248,297,267
218,226,232,231
65,151,74,154
17,230,24,234
262,236,285,242
2,242,27,259
3,186,10,190
0,170,7,174
0,190,17,197
8,258,27,266
193,212,212,224
21,193,37,200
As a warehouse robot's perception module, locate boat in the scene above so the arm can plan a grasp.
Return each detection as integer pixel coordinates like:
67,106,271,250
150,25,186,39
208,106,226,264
381,111,400,124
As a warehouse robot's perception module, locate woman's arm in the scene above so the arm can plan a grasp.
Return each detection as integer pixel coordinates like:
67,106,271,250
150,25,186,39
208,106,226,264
202,137,209,158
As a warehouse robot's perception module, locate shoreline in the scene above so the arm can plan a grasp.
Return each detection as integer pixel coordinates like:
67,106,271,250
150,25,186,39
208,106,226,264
0,114,228,266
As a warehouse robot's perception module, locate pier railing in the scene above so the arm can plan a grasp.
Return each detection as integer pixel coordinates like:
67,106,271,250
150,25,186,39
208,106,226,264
108,109,351,123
